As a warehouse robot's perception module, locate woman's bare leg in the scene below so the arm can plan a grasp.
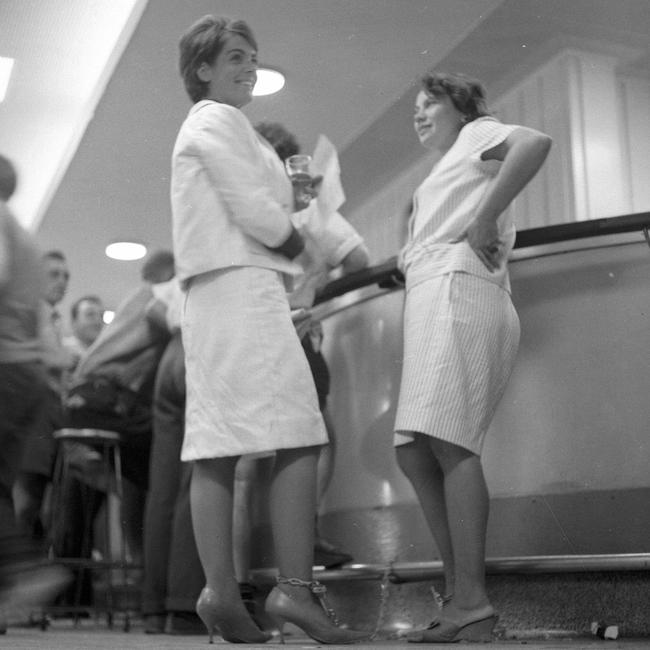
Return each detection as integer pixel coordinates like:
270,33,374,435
190,456,239,598
396,434,454,596
190,455,270,642
428,437,491,617
269,446,320,586
232,456,257,584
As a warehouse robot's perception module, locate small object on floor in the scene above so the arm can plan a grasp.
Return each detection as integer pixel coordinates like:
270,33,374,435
165,610,206,635
143,613,166,634
313,537,353,569
591,621,619,640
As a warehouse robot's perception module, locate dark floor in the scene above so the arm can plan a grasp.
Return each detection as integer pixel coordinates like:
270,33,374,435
3,616,650,649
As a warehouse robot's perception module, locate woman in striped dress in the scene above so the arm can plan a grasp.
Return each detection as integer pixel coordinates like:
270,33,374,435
394,71,551,643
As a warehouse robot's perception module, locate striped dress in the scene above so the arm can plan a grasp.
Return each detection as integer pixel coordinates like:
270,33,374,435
394,118,521,455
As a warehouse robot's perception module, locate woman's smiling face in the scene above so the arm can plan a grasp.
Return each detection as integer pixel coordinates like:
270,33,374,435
199,34,258,108
413,89,465,151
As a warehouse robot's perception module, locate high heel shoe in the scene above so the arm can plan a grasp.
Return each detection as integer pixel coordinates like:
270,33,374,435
265,576,369,644
196,586,271,644
407,608,498,643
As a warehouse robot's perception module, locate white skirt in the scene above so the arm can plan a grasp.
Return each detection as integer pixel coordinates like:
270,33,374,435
180,266,327,460
394,272,520,455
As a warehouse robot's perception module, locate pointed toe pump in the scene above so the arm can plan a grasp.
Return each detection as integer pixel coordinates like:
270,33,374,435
196,586,272,644
265,576,370,644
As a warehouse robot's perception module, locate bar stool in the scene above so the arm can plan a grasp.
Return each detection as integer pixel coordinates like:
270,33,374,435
46,428,132,630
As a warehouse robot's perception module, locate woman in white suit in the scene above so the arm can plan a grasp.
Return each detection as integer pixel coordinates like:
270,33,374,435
171,15,366,645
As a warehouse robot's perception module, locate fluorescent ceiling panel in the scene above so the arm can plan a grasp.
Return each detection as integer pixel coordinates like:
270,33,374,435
0,0,148,230
0,57,14,103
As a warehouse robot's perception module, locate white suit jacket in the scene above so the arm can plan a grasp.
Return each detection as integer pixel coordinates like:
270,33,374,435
171,101,300,285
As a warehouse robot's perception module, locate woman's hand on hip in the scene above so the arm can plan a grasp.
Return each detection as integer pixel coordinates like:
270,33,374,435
463,218,501,272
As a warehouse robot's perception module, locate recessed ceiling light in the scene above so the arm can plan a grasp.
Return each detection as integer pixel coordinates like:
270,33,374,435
254,67,285,96
105,241,147,260
0,57,15,103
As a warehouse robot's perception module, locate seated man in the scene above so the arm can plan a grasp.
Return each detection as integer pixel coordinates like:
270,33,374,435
65,249,175,486
52,250,176,606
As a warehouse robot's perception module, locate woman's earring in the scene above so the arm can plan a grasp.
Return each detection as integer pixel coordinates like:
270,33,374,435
197,63,211,82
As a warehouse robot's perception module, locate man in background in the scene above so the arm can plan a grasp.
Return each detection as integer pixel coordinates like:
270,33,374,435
13,250,75,547
0,154,69,631
63,295,105,364
58,251,176,596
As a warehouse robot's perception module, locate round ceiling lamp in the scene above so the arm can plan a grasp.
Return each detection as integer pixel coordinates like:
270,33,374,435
105,241,147,261
254,67,285,96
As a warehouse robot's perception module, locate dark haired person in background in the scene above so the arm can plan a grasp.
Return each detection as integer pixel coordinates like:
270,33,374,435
255,120,369,569
13,248,73,552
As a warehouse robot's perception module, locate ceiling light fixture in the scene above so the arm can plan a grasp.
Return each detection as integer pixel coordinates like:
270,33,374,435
254,67,285,96
0,57,15,103
105,241,147,261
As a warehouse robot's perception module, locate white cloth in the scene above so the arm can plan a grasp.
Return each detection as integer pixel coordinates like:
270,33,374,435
394,273,519,454
180,266,326,460
400,117,518,292
171,100,328,459
171,101,301,286
151,277,184,332
395,117,521,454
290,206,364,309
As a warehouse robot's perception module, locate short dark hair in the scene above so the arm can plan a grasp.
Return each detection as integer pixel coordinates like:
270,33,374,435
254,122,301,162
179,15,258,103
43,250,67,263
420,71,490,123
0,154,17,201
141,249,175,284
70,294,103,321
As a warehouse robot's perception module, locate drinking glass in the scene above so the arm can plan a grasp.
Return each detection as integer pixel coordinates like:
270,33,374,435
285,154,313,205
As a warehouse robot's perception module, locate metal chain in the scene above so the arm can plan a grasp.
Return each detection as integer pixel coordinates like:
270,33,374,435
370,562,393,640
276,575,340,626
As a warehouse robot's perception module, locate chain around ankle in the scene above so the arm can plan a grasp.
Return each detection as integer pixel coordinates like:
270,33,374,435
276,576,338,624
276,576,326,594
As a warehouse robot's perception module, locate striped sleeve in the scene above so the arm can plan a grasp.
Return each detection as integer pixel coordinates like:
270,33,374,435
464,118,518,162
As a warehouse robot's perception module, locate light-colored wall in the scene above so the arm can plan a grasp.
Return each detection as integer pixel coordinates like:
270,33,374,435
346,44,650,252
318,236,650,561
319,42,650,555
620,72,650,211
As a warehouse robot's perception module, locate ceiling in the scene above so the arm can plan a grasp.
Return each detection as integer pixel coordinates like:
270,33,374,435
2,0,650,321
